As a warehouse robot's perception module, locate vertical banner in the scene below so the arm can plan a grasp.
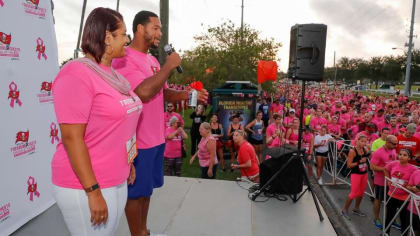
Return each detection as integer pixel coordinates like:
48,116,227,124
217,96,256,139
0,0,59,235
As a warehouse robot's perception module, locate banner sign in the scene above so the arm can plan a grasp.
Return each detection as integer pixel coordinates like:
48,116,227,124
216,96,256,140
0,0,59,234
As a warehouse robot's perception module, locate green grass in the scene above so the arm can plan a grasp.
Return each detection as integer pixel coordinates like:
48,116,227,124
358,91,420,102
179,106,240,181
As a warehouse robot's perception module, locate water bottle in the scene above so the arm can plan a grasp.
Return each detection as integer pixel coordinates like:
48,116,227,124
188,89,198,107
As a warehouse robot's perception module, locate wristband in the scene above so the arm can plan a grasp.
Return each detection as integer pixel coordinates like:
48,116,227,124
84,183,100,193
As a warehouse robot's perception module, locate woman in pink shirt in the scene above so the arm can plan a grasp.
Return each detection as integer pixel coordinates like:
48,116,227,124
51,8,141,235
384,149,417,235
190,122,218,179
266,113,286,149
164,116,187,176
285,118,299,146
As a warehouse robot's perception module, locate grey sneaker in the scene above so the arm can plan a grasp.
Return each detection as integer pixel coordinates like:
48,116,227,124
341,210,351,220
352,209,367,217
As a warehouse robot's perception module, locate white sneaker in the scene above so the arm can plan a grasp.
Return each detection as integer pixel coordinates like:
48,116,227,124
318,178,323,185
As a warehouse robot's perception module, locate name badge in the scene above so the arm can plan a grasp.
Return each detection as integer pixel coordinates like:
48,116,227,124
257,129,262,135
391,177,406,186
358,163,367,172
126,134,138,164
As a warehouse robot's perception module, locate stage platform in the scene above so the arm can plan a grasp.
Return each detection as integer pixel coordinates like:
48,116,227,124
11,176,337,236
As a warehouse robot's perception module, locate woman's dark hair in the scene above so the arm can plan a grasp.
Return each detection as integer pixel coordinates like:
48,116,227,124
400,148,413,159
81,7,123,63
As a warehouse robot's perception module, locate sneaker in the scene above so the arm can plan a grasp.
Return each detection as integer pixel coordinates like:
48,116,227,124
391,222,401,230
373,219,383,229
318,178,323,185
341,210,351,220
352,209,367,217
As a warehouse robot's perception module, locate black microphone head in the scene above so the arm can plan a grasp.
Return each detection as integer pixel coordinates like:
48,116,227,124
163,44,173,55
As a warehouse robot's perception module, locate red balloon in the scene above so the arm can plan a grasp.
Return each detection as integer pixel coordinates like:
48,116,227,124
190,81,203,91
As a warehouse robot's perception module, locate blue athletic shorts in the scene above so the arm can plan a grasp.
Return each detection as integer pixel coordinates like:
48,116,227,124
127,143,165,199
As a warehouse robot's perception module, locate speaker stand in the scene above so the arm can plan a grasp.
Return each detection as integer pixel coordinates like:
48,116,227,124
250,80,324,222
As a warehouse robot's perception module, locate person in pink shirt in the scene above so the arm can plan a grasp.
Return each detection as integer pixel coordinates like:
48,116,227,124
283,108,297,128
285,118,300,146
310,109,327,132
302,126,314,177
164,116,187,176
189,122,218,179
406,169,420,235
328,116,342,138
266,113,286,149
51,8,141,235
370,135,398,229
164,102,184,127
384,149,417,235
269,98,283,120
112,11,207,236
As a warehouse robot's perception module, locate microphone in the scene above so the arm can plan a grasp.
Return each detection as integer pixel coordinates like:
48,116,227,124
163,44,183,73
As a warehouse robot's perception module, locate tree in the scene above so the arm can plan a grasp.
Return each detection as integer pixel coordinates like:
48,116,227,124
171,21,282,92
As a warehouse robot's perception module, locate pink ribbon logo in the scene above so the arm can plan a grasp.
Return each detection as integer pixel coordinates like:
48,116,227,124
0,0,4,7
36,37,47,60
50,122,60,144
8,82,22,108
27,176,40,202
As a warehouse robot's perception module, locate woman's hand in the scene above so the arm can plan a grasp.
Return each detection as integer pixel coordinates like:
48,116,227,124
189,157,195,165
207,168,213,177
87,190,108,226
231,163,238,169
128,164,136,185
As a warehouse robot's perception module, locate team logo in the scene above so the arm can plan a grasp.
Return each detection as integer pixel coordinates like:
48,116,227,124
22,0,46,18
151,66,159,74
37,81,53,103
10,130,37,158
0,32,20,58
15,130,29,144
0,203,11,223
36,37,47,60
50,122,60,144
8,82,22,108
27,176,40,202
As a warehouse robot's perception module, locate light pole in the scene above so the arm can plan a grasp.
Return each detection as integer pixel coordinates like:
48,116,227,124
404,0,416,96
74,0,88,59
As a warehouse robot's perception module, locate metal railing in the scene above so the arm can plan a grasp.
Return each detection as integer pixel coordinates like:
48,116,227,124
321,140,375,197
382,176,420,236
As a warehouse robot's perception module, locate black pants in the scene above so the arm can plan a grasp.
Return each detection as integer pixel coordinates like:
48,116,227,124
163,157,182,176
190,132,200,155
385,197,409,235
201,165,218,179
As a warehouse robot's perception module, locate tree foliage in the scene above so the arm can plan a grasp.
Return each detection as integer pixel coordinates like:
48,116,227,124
326,49,420,87
170,21,282,91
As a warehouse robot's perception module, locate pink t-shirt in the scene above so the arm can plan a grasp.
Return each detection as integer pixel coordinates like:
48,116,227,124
327,123,341,136
385,161,418,200
310,117,327,131
266,124,286,148
164,112,184,127
198,136,218,167
407,170,420,215
371,147,397,186
112,47,168,149
164,127,182,158
52,61,142,189
302,132,314,154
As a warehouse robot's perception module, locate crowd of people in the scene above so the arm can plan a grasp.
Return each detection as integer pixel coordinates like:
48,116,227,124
48,6,420,236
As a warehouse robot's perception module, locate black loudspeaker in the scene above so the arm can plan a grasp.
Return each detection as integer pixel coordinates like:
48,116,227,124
260,146,304,195
288,24,327,81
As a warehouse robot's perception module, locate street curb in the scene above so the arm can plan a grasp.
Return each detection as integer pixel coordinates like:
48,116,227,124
310,177,363,236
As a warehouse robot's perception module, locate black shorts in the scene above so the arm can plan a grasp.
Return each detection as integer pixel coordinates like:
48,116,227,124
249,137,263,145
315,151,329,158
374,185,385,201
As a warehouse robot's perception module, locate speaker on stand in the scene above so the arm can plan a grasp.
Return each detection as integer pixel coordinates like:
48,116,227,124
250,24,327,223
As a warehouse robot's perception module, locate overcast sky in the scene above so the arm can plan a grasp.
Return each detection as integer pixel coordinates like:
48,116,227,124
53,0,419,71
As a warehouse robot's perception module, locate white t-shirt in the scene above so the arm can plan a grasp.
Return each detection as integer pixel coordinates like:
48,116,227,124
314,134,332,153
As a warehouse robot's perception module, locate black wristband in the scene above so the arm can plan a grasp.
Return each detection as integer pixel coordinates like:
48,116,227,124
84,183,100,193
